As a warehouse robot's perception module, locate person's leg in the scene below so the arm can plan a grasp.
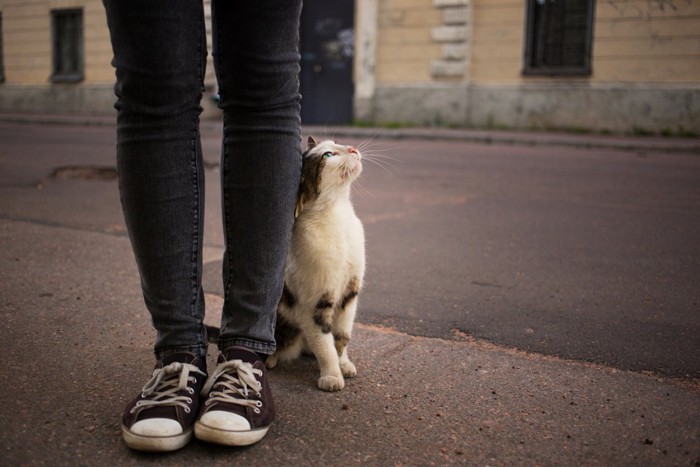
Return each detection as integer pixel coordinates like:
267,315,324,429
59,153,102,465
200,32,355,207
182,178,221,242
104,0,208,360
103,0,208,451
213,0,303,355
194,0,302,447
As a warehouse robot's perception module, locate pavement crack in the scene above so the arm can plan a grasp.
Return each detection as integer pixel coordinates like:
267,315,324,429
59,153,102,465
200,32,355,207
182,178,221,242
33,165,118,190
0,214,128,238
50,165,118,181
471,281,503,288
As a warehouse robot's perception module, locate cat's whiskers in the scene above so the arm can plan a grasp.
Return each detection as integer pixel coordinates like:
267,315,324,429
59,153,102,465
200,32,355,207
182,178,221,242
351,178,371,199
356,135,379,153
357,144,388,158
359,146,394,154
360,153,401,176
362,147,399,157
361,152,402,164
356,138,401,174
357,140,403,171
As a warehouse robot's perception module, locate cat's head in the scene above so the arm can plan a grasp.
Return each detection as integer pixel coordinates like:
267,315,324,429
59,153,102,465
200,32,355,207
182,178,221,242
296,136,362,217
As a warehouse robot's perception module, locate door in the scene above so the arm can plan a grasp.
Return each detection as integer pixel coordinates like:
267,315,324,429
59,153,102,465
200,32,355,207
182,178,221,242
300,0,354,125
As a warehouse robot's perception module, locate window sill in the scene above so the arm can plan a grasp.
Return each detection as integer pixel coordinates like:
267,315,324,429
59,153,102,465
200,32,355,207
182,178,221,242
522,67,591,77
50,73,84,84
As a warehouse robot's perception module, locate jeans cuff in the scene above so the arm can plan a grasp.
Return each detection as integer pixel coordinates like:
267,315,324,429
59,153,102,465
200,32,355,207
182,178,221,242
156,344,208,361
218,337,275,357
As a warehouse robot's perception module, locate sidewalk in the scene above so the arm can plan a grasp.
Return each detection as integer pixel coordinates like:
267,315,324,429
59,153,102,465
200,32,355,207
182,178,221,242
1,111,698,154
1,117,699,465
1,219,699,465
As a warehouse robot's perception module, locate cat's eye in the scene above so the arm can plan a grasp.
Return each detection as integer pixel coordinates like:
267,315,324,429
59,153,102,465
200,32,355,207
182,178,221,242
322,152,333,158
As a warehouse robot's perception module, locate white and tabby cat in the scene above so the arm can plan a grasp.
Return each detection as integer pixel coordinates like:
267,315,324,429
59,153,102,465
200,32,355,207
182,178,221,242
266,136,365,392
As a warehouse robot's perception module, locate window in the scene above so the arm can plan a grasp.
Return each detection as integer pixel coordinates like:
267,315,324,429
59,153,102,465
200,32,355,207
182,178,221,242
51,8,83,82
0,12,5,83
523,0,595,76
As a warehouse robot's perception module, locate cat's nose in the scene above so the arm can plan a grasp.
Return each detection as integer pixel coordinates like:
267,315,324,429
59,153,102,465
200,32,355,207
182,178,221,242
348,146,358,154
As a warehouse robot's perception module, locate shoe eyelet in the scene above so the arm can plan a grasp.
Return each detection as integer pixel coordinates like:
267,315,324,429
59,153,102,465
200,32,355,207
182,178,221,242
135,401,142,407
253,408,261,414
184,407,191,413
141,393,147,398
188,387,195,394
186,397,193,404
255,400,263,407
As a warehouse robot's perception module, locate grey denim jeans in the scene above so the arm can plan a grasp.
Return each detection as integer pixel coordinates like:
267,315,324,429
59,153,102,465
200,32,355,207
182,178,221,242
103,0,303,359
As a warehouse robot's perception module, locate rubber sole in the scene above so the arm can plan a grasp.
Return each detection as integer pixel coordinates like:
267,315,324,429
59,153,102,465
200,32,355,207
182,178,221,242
121,425,192,452
194,421,270,446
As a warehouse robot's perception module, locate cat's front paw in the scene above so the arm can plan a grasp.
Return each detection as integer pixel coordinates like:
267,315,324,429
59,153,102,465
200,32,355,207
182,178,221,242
317,375,345,392
340,361,357,378
265,354,278,369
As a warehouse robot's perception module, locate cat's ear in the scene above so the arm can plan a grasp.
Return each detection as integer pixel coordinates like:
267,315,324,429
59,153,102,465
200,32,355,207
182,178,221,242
307,136,318,150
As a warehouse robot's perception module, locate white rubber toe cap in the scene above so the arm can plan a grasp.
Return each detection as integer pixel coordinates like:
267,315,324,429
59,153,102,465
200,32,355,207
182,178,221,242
198,410,251,431
130,418,183,437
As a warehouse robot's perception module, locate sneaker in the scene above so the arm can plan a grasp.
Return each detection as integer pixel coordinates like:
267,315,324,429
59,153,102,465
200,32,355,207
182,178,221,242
121,352,207,452
195,346,276,446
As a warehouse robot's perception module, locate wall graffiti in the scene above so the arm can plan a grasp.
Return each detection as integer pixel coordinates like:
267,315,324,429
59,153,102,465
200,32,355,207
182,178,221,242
606,0,694,19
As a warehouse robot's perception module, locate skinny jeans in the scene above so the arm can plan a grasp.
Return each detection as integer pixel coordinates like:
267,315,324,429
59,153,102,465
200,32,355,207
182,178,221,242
103,0,303,359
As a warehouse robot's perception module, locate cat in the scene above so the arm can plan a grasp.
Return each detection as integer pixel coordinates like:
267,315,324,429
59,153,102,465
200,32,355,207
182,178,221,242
265,136,366,392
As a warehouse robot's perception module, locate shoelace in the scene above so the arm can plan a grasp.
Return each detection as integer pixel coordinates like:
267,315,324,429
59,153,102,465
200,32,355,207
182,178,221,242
130,362,206,416
201,359,264,413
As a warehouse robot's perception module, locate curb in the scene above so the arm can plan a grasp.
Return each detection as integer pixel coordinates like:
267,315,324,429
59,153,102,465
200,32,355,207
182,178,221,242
303,125,700,155
1,112,698,154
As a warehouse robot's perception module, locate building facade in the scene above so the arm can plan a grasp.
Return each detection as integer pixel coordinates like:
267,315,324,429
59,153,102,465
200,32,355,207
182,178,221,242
0,0,218,116
1,0,698,134
364,0,700,134
0,0,114,114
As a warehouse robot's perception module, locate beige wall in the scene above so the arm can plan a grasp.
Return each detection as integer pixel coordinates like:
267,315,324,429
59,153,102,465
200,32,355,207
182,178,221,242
368,0,699,132
594,0,700,82
470,0,700,84
374,0,442,83
0,0,222,114
371,0,700,85
1,0,113,85
470,0,523,84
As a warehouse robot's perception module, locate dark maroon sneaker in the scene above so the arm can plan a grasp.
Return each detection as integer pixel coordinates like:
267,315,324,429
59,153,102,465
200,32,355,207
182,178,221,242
121,352,207,452
195,346,276,446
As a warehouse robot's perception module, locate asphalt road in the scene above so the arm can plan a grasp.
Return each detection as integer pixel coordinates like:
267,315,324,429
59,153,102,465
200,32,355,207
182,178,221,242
2,121,698,379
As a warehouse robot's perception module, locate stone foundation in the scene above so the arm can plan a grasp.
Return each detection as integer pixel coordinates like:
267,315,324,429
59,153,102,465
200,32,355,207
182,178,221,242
0,84,222,119
366,83,700,134
2,82,697,135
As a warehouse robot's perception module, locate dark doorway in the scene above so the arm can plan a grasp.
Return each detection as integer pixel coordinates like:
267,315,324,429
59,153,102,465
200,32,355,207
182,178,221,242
300,0,354,125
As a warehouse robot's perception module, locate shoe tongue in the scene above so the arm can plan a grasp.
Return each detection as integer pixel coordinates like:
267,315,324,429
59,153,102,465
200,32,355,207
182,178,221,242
162,352,206,371
220,346,262,364
161,351,200,367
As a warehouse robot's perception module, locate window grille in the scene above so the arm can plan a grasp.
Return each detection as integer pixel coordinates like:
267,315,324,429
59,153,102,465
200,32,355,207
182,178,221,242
523,0,595,76
51,8,83,82
0,13,5,83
